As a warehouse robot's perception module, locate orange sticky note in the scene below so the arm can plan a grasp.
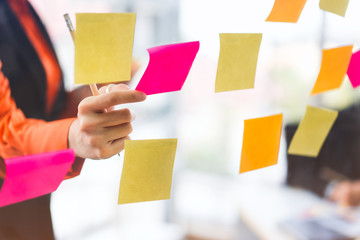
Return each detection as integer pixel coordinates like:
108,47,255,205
239,114,283,174
266,0,308,23
311,45,353,95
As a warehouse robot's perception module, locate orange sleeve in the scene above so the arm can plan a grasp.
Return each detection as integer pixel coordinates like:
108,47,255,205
0,61,84,179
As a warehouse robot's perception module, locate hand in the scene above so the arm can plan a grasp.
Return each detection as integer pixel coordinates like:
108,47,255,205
330,180,360,207
68,84,146,159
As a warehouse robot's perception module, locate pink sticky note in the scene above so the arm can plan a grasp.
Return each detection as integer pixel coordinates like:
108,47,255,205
0,149,75,207
347,50,360,88
135,41,200,95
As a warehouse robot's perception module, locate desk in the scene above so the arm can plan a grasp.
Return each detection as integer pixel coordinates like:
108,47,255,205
236,182,324,240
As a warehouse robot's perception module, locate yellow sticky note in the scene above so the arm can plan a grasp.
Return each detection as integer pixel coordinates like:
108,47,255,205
319,0,350,17
311,45,353,95
240,114,283,174
215,33,262,93
118,139,177,204
266,0,308,23
288,106,338,158
75,13,136,84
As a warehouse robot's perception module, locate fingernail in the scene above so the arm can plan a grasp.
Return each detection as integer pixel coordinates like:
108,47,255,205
130,109,136,121
105,84,114,94
137,91,147,101
118,84,130,90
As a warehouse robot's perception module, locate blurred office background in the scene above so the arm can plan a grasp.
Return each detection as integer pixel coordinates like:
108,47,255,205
28,0,360,239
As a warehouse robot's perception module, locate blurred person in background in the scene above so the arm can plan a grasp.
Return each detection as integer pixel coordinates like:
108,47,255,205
285,102,360,208
0,0,145,239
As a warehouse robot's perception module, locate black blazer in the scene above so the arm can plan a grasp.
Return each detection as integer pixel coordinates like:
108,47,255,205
0,0,66,121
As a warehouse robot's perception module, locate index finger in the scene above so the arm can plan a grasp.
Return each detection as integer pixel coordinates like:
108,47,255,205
79,90,146,113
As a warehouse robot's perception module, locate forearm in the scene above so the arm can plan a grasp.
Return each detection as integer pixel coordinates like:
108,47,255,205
0,114,84,178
